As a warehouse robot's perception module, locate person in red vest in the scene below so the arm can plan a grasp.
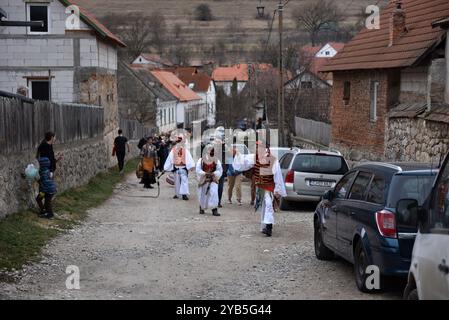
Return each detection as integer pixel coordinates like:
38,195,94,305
233,140,286,237
196,145,223,216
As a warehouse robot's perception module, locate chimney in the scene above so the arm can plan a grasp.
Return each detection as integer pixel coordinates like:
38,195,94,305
389,0,407,47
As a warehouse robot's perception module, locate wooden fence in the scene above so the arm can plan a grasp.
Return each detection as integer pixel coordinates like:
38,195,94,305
119,118,156,140
295,116,331,147
0,92,104,155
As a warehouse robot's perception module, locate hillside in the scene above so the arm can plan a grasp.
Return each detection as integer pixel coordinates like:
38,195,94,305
75,0,389,63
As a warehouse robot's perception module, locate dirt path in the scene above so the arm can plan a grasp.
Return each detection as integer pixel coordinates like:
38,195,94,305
0,174,402,300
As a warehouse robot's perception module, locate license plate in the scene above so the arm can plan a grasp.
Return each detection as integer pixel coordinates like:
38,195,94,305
309,180,333,187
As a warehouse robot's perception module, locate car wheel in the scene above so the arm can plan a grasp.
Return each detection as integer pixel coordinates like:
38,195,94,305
354,241,373,293
314,219,334,260
279,198,291,211
406,288,418,300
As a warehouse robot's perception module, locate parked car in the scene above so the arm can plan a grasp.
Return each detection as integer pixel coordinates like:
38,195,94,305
270,147,293,161
278,149,349,210
314,162,437,292
402,156,449,300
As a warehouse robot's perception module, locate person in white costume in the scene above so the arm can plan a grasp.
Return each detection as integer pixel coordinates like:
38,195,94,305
164,135,195,200
196,145,223,216
233,141,287,237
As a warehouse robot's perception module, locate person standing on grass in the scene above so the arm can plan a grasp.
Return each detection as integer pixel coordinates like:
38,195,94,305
36,131,63,175
36,157,57,219
114,129,130,174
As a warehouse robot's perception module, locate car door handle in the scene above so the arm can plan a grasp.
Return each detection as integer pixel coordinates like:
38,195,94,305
350,211,356,217
438,260,449,275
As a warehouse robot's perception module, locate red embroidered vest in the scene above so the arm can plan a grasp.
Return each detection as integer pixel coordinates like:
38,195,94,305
202,161,216,173
253,155,275,192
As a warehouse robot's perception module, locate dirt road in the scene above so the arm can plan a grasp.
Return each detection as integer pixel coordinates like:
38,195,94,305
0,174,403,300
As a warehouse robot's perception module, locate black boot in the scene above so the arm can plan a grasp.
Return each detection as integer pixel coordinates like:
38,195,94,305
199,207,205,214
173,195,179,199
182,195,189,201
262,224,273,237
212,208,220,216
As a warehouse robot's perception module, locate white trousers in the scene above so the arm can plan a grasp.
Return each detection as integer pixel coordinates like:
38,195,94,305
258,191,275,230
198,182,219,210
175,168,189,196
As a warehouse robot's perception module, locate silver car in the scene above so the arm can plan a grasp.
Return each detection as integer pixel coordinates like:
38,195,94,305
278,149,349,210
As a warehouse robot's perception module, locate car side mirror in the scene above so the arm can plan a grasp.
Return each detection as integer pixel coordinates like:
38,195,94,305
396,199,426,228
323,190,334,201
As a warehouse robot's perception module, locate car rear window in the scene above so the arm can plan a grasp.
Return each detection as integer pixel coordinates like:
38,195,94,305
292,154,348,175
387,174,436,208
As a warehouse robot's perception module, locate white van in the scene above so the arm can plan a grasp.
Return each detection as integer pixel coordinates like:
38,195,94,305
400,154,449,300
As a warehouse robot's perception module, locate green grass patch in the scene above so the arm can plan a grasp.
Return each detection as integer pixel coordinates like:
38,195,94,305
0,159,138,272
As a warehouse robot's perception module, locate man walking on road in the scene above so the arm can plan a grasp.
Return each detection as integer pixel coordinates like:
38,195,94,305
114,129,130,174
196,145,223,216
164,135,195,200
233,141,286,237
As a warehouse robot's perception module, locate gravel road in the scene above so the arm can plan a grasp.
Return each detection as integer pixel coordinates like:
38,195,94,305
0,174,403,300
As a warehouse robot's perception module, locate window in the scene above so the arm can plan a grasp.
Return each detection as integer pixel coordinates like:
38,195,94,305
163,109,167,125
370,81,379,122
349,172,373,201
430,163,449,233
343,81,351,104
292,154,349,175
301,81,313,89
28,4,49,33
325,51,330,56
335,171,357,200
280,153,294,170
30,80,50,101
368,175,387,205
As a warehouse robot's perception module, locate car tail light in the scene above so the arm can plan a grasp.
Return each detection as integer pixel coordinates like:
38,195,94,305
375,210,397,239
285,170,294,183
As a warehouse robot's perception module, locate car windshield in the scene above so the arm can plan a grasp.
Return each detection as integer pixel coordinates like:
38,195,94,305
292,154,348,175
387,174,436,208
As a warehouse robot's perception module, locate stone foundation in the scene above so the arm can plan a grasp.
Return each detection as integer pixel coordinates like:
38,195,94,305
386,118,449,163
0,138,109,218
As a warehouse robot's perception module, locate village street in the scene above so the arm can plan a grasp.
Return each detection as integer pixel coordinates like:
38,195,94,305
0,174,402,300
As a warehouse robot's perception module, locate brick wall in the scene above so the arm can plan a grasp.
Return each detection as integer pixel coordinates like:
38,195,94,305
330,70,391,161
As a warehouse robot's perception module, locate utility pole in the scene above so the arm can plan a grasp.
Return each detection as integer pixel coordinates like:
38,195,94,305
277,0,285,147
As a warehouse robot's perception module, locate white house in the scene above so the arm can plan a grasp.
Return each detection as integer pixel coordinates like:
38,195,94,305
151,70,206,130
0,0,126,135
212,64,248,96
132,53,174,68
171,67,216,127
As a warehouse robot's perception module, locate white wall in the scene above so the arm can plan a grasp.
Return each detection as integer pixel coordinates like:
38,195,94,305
316,43,339,58
215,81,246,96
157,100,177,133
0,69,74,102
0,0,90,35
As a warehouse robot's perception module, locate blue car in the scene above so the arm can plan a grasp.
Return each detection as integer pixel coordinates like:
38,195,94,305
313,162,437,292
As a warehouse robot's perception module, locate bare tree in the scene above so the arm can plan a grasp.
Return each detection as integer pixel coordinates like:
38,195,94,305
102,12,167,62
292,0,341,46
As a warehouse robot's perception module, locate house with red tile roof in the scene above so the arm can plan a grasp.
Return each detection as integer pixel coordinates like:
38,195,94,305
212,64,249,96
151,70,205,129
321,0,449,162
300,42,345,85
0,0,126,137
169,67,216,126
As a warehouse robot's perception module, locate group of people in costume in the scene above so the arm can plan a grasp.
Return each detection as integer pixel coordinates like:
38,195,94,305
143,132,286,237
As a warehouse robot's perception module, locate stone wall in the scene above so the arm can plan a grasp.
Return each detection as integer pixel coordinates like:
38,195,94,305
386,117,449,163
0,137,109,218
